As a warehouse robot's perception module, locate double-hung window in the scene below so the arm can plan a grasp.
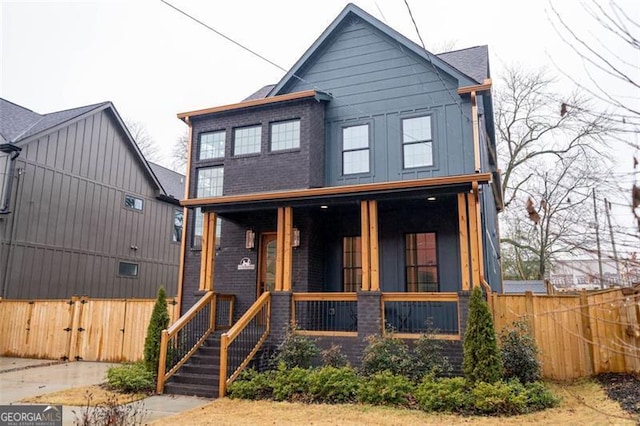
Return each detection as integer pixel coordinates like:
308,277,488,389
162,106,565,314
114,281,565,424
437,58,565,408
402,116,433,168
342,124,369,175
199,131,225,159
405,232,438,292
193,166,224,248
233,125,261,155
270,119,300,151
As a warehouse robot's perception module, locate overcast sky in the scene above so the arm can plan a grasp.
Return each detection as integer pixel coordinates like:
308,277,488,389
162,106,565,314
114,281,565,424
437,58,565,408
1,0,638,239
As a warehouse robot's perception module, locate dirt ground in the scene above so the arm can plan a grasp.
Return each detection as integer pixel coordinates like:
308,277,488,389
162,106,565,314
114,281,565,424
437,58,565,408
148,380,638,425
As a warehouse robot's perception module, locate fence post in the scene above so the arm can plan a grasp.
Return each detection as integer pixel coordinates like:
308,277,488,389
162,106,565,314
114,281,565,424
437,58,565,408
210,294,217,331
219,333,228,398
579,291,595,375
156,329,169,394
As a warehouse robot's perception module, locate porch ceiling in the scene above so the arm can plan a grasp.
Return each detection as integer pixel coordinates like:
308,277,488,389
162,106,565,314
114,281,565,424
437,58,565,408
182,173,491,213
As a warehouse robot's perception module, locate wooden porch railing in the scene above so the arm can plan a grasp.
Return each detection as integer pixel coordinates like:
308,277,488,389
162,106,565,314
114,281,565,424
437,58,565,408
156,292,235,393
219,291,271,397
292,292,358,336
382,292,460,340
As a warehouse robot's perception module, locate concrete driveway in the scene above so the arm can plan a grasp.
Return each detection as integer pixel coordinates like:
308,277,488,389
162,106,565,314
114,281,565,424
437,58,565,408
0,357,210,425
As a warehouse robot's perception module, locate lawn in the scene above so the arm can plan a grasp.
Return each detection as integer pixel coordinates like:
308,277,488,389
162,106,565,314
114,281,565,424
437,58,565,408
148,381,637,425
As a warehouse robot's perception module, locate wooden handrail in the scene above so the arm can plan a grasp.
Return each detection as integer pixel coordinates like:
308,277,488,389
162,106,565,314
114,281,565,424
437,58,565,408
165,291,214,338
224,291,270,345
382,292,459,302
292,292,357,301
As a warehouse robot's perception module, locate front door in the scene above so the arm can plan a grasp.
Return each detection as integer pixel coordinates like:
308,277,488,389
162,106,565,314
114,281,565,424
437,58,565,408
258,233,277,297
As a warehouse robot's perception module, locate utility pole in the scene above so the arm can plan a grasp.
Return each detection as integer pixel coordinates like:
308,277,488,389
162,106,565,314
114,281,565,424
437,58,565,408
593,189,604,289
604,198,622,285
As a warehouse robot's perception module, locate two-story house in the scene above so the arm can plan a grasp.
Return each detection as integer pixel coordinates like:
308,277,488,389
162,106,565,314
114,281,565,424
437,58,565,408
162,3,502,397
0,98,183,299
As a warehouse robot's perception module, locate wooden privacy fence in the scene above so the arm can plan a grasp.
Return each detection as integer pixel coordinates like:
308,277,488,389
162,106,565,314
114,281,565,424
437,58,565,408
0,297,180,362
490,287,640,380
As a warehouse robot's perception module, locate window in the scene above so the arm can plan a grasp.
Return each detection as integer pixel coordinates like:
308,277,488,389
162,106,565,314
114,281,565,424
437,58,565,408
343,236,362,292
405,233,438,292
233,125,261,155
193,209,222,249
197,166,224,198
342,124,369,174
173,209,183,242
118,261,139,277
124,195,143,211
402,116,433,168
270,119,300,151
199,130,225,159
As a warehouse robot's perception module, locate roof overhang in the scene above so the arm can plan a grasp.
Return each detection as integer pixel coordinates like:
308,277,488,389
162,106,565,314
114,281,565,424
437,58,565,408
181,173,492,211
0,143,22,154
177,90,331,122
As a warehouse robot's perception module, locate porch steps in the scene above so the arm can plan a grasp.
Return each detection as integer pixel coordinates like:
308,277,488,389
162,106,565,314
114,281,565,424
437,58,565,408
163,332,222,398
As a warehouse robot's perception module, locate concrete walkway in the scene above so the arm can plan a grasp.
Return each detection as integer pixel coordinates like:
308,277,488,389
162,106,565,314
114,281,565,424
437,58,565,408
0,357,211,425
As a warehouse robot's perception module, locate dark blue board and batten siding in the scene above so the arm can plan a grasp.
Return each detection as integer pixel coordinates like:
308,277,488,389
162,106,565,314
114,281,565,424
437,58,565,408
1,109,179,299
280,17,474,186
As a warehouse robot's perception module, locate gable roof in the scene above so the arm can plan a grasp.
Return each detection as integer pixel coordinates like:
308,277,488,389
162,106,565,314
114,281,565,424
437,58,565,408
437,45,490,85
269,3,484,97
149,162,185,200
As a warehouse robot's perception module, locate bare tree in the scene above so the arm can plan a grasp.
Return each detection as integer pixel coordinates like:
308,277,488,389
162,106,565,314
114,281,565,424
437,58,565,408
171,131,189,173
124,119,161,162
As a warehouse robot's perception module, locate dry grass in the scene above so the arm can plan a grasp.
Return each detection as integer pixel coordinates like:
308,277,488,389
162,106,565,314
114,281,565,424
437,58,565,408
149,380,637,425
20,384,146,406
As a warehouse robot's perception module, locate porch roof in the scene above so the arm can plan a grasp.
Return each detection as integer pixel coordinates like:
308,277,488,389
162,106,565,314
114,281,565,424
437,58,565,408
181,172,491,211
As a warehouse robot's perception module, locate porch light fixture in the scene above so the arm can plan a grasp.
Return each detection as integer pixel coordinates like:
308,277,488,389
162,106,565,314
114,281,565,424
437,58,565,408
427,196,437,201
320,205,328,209
293,228,300,248
245,229,255,249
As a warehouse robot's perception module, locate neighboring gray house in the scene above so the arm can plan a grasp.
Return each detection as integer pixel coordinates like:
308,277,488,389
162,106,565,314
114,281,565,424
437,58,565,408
0,98,183,299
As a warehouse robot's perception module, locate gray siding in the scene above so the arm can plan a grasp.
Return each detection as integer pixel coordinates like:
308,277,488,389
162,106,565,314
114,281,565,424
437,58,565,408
281,17,475,186
0,109,179,299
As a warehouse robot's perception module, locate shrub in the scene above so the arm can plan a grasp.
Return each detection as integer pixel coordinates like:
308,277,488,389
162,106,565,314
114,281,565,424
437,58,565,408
143,286,170,375
321,344,349,368
227,369,275,400
524,381,561,411
410,323,451,381
73,391,147,426
471,380,527,415
357,371,415,407
272,325,319,369
500,320,541,384
271,364,310,401
463,287,502,384
360,334,411,377
415,376,471,413
308,366,359,403
106,362,155,393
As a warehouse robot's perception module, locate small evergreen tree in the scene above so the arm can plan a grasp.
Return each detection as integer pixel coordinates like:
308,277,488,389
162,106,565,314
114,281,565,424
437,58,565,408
463,286,502,383
144,286,170,375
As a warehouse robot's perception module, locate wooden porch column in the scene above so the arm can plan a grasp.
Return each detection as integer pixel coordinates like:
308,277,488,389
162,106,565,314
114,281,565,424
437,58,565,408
199,211,217,291
473,183,486,281
471,91,481,173
368,200,380,291
457,193,471,291
275,206,293,291
360,201,370,291
275,208,285,291
466,191,481,288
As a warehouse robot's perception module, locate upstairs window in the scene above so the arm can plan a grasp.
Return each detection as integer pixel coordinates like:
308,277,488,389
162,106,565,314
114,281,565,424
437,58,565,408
342,124,369,175
199,131,225,160
197,166,224,198
233,125,261,155
343,236,362,292
118,261,139,278
124,194,143,211
405,233,438,292
173,209,183,242
270,119,300,151
402,116,433,168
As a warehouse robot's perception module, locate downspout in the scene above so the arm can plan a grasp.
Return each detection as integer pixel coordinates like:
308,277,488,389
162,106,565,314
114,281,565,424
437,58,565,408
1,143,23,298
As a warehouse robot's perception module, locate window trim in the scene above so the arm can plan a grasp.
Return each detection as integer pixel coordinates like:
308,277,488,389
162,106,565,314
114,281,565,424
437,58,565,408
123,194,144,212
196,166,224,198
198,130,226,160
233,124,262,157
404,232,439,292
400,113,435,170
118,261,139,278
341,122,371,176
269,118,301,152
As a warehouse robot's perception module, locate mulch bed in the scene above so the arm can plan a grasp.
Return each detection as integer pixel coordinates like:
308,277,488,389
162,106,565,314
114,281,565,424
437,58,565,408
596,373,640,415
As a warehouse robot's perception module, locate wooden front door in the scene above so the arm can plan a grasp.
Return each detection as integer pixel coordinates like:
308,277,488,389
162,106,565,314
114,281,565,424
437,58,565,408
258,233,277,297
